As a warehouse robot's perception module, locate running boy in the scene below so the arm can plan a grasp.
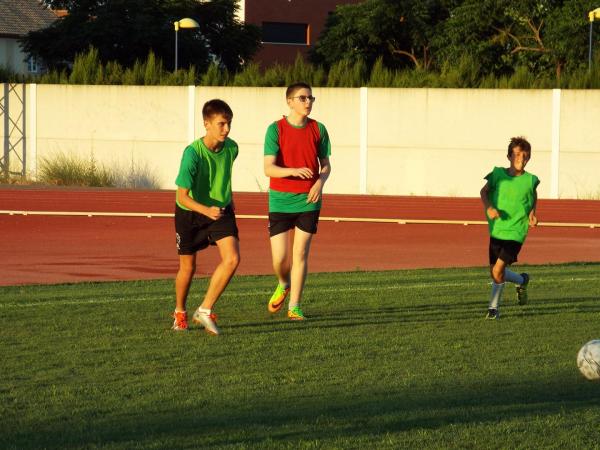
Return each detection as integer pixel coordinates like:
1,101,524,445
263,82,331,320
480,136,539,320
172,99,240,335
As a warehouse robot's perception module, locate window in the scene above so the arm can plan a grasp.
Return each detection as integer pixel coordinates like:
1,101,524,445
27,56,39,73
262,22,309,45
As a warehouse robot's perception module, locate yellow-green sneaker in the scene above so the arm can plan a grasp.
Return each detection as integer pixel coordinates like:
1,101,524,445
287,306,305,321
268,284,289,313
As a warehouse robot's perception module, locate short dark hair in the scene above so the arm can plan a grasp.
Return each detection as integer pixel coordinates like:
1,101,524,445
286,82,312,99
508,136,531,158
202,99,233,121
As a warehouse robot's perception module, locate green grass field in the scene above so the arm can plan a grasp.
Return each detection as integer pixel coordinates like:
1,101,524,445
1,263,599,449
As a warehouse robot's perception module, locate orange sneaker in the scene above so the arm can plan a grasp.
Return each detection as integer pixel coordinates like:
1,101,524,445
268,284,290,313
172,311,188,331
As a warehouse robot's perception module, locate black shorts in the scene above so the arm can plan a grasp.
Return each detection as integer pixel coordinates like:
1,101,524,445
268,210,320,237
175,204,238,255
489,237,522,265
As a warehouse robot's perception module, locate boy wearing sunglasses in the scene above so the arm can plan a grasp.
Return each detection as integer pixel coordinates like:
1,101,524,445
263,82,332,320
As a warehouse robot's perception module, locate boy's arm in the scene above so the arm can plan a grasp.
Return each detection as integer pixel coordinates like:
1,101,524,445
176,187,223,220
307,157,331,203
529,189,538,227
480,182,500,220
263,155,314,179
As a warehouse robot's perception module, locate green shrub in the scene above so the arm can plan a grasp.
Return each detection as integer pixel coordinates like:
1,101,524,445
22,45,600,88
39,152,114,187
0,66,29,83
368,58,394,87
38,152,161,189
327,59,367,87
232,63,262,86
69,47,103,84
200,63,228,86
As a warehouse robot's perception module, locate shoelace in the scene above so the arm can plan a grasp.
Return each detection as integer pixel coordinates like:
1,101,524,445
173,312,188,328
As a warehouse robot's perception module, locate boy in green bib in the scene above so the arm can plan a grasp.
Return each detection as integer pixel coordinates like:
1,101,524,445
171,99,240,335
480,137,539,320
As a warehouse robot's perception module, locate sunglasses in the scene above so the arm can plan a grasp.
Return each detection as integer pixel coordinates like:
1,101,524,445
289,95,316,103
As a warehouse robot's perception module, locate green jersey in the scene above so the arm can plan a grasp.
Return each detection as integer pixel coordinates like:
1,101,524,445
175,137,238,210
484,166,540,243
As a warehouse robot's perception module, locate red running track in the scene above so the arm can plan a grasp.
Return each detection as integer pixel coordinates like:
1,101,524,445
0,187,599,286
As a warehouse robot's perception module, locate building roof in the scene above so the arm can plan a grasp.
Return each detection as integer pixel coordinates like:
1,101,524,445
0,0,58,38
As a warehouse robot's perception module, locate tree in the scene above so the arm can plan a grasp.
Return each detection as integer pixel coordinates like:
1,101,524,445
437,0,600,77
20,0,260,72
544,0,600,75
311,0,458,70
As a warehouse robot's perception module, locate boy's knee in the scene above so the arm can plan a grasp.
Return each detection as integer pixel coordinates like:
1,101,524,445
223,253,240,271
272,254,289,267
491,266,504,283
293,249,309,263
179,261,196,276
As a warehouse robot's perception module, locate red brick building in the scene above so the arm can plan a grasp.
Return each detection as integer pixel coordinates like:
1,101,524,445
238,0,362,67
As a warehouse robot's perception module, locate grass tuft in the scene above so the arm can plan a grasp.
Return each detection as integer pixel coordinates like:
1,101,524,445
37,152,160,189
39,152,114,187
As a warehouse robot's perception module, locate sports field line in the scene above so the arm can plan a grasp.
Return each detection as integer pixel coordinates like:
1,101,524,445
1,276,596,308
1,210,598,228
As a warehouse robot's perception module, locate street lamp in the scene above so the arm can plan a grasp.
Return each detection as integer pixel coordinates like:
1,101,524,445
174,17,200,71
589,8,600,70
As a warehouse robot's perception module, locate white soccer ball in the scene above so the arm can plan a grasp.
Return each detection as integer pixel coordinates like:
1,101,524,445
577,340,600,381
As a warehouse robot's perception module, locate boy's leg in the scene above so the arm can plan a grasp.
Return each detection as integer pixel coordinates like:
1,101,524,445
504,270,524,285
199,236,240,310
270,230,292,287
493,238,528,305
267,230,292,313
490,258,507,284
487,259,507,318
288,227,314,311
193,236,239,335
175,254,196,311
173,254,196,330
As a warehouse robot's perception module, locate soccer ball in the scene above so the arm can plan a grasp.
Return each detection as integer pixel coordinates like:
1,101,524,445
577,340,600,381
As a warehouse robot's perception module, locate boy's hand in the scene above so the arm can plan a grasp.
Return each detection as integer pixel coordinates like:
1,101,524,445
307,180,323,203
292,167,313,179
529,212,538,227
486,206,500,220
204,206,223,221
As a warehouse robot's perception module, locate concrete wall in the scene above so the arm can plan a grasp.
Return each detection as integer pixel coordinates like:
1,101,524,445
366,89,555,198
7,84,600,199
559,90,600,198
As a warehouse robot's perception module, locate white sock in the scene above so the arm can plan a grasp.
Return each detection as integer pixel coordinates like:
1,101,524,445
504,270,524,285
488,282,505,310
197,307,211,315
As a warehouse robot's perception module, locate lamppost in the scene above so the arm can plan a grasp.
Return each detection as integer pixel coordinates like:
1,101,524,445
589,8,600,70
174,18,200,71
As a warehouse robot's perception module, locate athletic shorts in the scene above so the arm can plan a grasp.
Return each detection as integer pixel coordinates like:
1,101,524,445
489,237,522,265
175,204,238,255
268,210,320,237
